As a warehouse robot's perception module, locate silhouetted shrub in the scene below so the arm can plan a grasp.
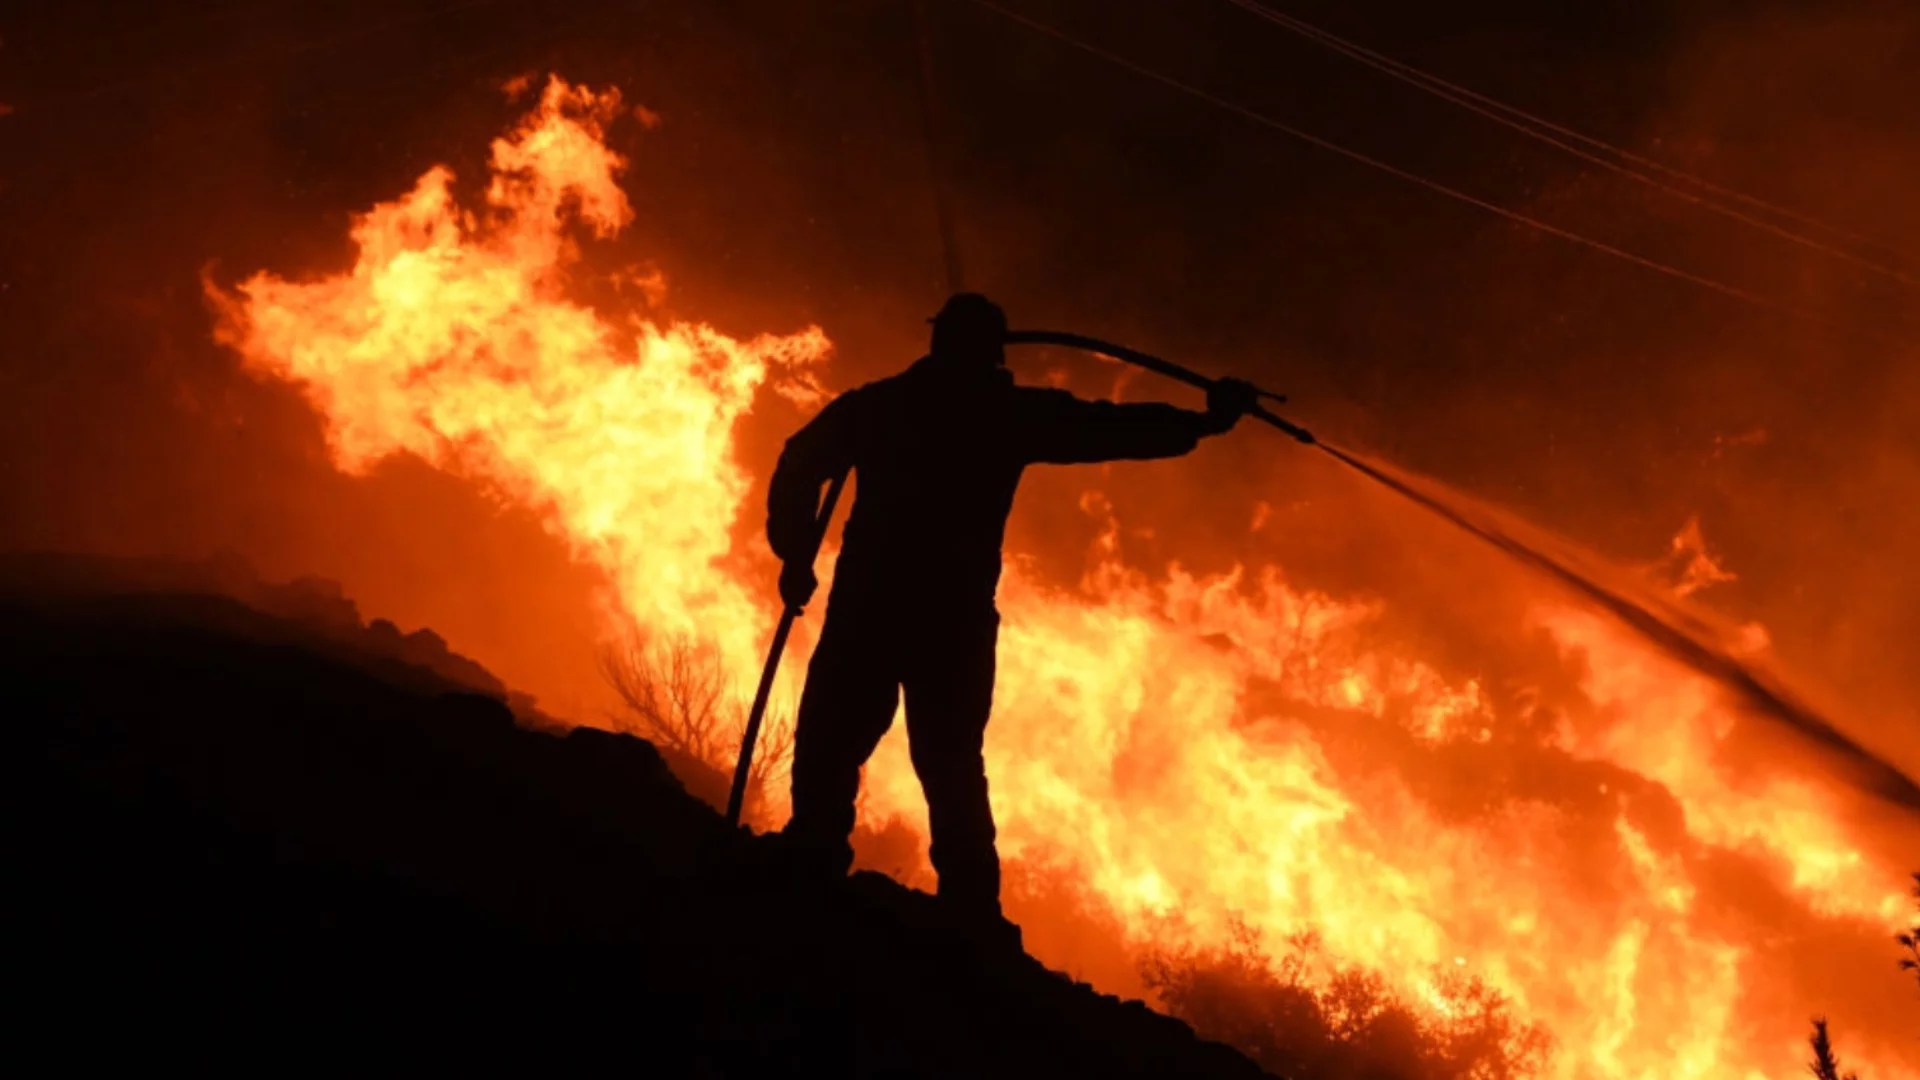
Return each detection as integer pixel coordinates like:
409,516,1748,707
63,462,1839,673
600,633,793,823
1802,867,1920,1078
1142,920,1549,1080
1808,1017,1860,1080
1899,872,1920,999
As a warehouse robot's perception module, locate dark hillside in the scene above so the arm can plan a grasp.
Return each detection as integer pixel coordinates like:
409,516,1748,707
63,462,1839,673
6,553,1268,1077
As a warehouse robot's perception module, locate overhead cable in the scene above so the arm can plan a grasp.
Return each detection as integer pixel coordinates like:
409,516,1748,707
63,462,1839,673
964,0,1896,343
1220,0,1918,288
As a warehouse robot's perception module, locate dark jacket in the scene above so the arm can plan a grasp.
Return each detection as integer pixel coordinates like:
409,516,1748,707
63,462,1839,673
767,355,1217,614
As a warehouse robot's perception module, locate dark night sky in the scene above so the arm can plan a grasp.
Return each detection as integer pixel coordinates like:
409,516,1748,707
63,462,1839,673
2,0,1917,759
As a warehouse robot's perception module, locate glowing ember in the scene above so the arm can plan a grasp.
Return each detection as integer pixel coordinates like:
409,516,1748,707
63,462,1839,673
210,76,1917,1080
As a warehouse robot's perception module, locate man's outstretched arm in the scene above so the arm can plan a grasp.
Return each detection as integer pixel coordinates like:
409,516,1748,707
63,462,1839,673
1020,378,1257,465
766,391,861,608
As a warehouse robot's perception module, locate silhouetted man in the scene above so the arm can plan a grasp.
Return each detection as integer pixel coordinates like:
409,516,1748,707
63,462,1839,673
767,294,1254,943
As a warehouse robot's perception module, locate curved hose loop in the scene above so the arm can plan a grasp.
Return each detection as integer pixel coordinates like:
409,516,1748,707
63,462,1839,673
1003,328,1316,444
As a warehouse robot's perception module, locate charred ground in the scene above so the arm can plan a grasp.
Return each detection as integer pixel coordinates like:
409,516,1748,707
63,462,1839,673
7,552,1265,1077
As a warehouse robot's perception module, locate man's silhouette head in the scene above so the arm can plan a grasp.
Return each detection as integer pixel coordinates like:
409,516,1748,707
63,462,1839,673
928,294,1007,370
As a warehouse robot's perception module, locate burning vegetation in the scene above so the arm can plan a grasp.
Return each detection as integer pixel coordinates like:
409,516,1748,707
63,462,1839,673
198,74,1920,1079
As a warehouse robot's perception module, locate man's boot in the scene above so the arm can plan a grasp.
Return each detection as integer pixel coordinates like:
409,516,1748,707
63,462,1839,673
936,889,1023,954
766,825,853,892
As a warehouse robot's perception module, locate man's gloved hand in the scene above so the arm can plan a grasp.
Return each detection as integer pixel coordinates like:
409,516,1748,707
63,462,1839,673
779,560,819,612
1205,377,1259,434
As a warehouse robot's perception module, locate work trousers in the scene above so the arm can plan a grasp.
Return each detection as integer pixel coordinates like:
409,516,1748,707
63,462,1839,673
785,598,1001,913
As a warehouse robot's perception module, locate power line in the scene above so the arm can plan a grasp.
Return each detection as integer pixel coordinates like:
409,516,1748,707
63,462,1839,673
962,0,1896,343
1220,0,1919,289
1225,0,1909,259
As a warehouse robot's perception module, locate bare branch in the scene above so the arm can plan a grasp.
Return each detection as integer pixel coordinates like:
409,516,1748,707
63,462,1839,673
598,632,799,825
599,633,733,764
1807,1017,1860,1080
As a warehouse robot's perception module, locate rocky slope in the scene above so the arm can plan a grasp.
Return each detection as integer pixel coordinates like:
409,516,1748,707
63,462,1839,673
7,552,1269,1077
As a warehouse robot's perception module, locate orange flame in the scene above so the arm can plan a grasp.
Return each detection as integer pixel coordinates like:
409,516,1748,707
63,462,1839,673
209,76,830,675
209,76,1918,1080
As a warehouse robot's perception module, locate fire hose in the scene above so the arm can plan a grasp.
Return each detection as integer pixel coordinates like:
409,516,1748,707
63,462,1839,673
725,331,1920,827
